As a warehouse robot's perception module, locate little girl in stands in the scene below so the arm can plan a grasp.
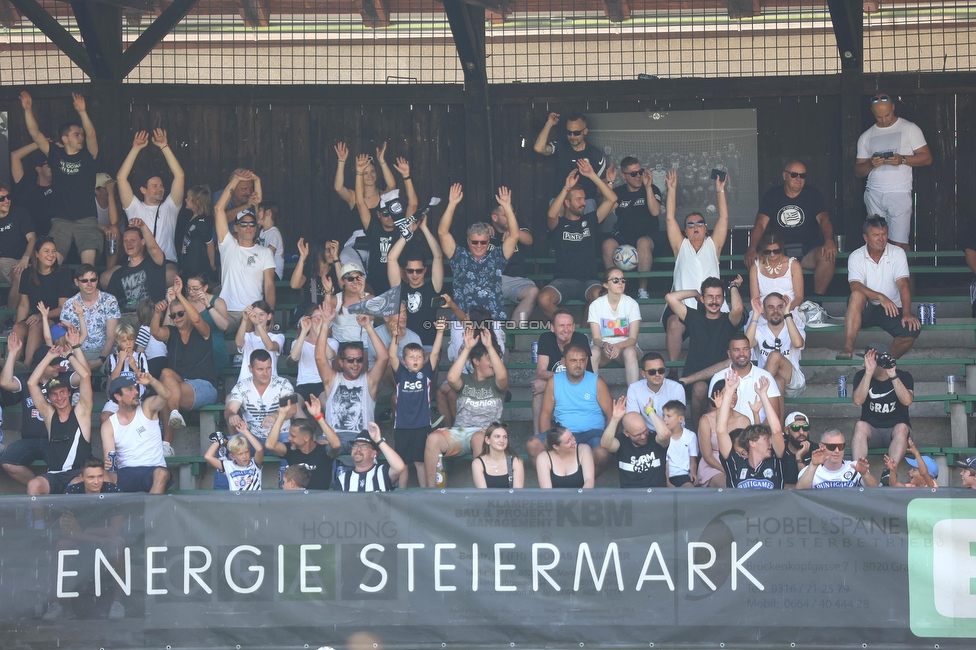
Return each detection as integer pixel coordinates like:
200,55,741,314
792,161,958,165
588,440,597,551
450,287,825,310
235,300,284,383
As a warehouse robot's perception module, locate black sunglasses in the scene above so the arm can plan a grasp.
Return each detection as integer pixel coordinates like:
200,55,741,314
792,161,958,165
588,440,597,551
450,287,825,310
78,277,98,284
625,169,645,178
822,442,845,451
788,423,811,432
170,310,186,318
566,130,584,136
343,357,364,363
0,195,11,202
871,95,890,103
405,268,425,274
762,248,782,256
607,277,626,284
787,172,807,179
643,367,667,375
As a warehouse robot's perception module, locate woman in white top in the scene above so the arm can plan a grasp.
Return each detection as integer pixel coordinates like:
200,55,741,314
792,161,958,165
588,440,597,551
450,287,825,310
749,229,804,306
289,304,329,402
588,268,642,385
332,262,372,344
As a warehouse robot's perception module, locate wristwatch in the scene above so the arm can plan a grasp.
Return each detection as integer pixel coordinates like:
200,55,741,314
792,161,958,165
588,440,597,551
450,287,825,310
378,437,388,446
900,156,908,165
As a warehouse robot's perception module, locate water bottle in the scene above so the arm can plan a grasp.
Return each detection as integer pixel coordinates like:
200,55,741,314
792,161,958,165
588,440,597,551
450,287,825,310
107,231,117,255
107,451,119,473
531,342,538,364
435,454,446,488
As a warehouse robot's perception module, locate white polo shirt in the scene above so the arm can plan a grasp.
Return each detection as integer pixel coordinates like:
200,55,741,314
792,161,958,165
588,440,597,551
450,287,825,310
847,243,910,307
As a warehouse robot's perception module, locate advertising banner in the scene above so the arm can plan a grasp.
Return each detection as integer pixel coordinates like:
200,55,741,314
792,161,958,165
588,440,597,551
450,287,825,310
0,489,973,649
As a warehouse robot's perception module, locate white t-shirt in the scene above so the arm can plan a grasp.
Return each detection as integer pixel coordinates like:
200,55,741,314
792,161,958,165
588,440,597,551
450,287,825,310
626,378,686,431
257,225,284,279
136,324,167,360
856,117,927,193
667,427,699,476
110,406,167,469
752,318,805,377
296,340,321,386
227,375,294,440
218,234,276,311
847,243,910,307
220,458,262,490
124,195,180,262
237,330,286,384
708,364,782,423
798,460,865,488
587,294,641,345
96,198,110,227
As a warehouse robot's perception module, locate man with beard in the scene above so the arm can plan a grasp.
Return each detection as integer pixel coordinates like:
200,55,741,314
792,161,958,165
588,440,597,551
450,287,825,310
334,424,405,492
530,342,613,476
709,332,782,424
745,292,805,417
601,396,671,488
101,373,172,494
531,310,591,435
715,370,786,489
487,195,537,327
781,411,813,486
266,395,341,490
387,215,444,353
665,275,744,426
796,429,877,489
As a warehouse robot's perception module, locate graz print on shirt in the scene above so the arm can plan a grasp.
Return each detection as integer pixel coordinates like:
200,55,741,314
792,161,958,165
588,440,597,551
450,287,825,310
120,269,149,307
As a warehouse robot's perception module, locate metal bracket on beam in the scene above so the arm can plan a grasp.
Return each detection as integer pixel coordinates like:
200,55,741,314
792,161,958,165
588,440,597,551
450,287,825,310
827,0,862,69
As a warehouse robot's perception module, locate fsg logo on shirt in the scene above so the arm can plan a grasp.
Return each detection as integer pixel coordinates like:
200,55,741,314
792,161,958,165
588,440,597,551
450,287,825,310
908,499,976,638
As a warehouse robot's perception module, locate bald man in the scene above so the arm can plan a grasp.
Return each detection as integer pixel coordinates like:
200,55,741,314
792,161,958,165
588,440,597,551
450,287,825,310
601,395,672,488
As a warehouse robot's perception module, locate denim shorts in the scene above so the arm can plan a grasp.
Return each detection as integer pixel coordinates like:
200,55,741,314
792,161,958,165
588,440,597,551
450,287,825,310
185,379,218,409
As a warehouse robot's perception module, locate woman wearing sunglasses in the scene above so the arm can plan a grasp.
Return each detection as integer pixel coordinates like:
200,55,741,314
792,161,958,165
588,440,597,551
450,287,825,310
588,268,642,385
749,230,804,308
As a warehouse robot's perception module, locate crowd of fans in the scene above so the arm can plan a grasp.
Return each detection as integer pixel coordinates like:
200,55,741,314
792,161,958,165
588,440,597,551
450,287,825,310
0,92,973,497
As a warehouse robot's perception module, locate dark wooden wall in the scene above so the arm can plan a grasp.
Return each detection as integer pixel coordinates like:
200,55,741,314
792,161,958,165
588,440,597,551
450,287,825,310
0,74,970,261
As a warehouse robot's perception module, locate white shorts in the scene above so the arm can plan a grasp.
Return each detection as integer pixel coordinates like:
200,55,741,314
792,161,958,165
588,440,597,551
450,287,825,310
785,366,806,398
864,189,913,244
432,427,482,457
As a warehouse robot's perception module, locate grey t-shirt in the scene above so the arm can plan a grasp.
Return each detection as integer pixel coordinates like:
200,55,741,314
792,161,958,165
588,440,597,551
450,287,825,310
455,375,504,429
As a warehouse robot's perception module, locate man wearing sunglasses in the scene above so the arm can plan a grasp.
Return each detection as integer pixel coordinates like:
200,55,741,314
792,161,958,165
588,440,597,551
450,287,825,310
0,182,36,313
533,112,607,203
796,429,876,489
626,352,685,431
855,93,931,250
745,161,836,297
602,157,663,299
781,411,814,484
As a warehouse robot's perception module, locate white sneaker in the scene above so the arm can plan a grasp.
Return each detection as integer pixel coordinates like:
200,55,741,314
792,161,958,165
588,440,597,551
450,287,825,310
42,601,63,620
169,409,186,429
108,600,125,619
162,441,175,457
637,288,650,300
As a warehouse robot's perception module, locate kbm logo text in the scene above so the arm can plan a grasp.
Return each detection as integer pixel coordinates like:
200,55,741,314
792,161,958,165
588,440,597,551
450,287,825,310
908,499,976,638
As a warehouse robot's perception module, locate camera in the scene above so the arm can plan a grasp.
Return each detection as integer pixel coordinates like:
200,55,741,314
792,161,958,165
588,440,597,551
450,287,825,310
876,352,896,369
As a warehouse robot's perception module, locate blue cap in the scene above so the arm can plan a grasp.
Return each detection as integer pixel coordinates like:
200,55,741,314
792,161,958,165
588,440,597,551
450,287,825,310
906,455,939,478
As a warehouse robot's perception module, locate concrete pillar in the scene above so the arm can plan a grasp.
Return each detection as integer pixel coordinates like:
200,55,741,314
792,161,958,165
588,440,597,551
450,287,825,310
950,401,969,448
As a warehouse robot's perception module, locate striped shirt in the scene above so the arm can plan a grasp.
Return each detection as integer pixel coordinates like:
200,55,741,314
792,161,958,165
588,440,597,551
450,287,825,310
334,462,396,492
221,459,262,490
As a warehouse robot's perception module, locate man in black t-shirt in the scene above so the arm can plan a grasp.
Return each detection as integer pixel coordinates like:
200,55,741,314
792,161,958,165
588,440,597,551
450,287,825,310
488,200,538,327
11,142,55,237
106,219,167,320
664,276,745,427
531,310,591,435
387,216,444,350
851,342,913,481
601,396,670,488
745,161,837,296
538,162,618,319
0,183,36,311
533,112,608,202
266,401,341,490
20,91,102,265
602,157,663,299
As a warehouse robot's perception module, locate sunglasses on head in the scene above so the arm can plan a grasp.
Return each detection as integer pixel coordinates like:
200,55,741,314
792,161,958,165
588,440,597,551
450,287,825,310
871,95,890,103
762,248,782,256
607,277,626,284
566,130,584,136
822,442,845,451
644,367,667,375
787,172,807,179
625,169,645,178
788,423,811,432
170,310,186,318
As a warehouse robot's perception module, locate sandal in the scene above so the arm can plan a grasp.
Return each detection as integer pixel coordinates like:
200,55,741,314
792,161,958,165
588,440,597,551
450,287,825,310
835,351,853,360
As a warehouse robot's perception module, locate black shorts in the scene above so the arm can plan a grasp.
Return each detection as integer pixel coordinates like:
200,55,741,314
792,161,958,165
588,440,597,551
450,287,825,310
0,437,47,467
117,466,173,492
670,474,693,487
611,230,670,255
42,469,82,494
295,382,325,404
661,304,691,339
861,302,921,340
394,427,430,464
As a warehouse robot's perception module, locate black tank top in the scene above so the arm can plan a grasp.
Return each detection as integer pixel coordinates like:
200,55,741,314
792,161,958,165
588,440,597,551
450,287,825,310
547,448,584,488
478,457,510,489
47,409,92,473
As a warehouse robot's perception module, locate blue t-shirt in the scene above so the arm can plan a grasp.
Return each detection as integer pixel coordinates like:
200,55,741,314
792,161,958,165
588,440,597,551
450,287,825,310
448,246,507,319
394,360,434,429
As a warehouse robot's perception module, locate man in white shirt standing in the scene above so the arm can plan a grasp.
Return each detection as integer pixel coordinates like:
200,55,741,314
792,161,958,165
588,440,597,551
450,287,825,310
855,92,931,251
116,129,185,264
838,216,920,360
626,352,685,432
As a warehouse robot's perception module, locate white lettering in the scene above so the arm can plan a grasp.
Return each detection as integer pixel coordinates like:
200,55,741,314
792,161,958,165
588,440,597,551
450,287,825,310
635,542,675,591
731,541,764,591
359,543,388,593
494,543,517,592
57,549,80,598
471,543,478,592
434,543,457,592
687,542,717,591
146,546,168,595
397,543,424,592
95,547,132,597
224,545,264,594
300,544,323,593
183,546,212,595
533,543,561,591
574,542,623,592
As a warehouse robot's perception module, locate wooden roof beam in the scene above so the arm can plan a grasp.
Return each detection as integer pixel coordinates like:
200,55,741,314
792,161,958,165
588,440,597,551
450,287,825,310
0,0,20,28
235,0,268,27
360,0,390,29
601,0,630,23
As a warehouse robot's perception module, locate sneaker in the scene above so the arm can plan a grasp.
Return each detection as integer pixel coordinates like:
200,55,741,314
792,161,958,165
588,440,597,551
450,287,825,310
169,409,186,429
430,414,445,429
209,431,227,446
41,601,63,620
880,467,891,487
108,600,125,619
637,288,650,300
162,441,175,457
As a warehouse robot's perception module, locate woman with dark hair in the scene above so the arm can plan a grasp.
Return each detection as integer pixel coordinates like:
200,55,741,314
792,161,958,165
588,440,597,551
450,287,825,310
13,237,72,362
536,426,594,489
185,273,230,373
588,267,642,385
696,379,750,487
290,237,339,311
471,422,524,489
749,228,803,306
175,185,217,283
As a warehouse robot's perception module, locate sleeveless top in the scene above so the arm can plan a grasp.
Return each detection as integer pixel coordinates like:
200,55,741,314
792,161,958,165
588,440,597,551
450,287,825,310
109,407,166,469
547,448,584,488
754,258,797,302
478,457,511,489
325,372,375,434
202,295,230,373
673,237,723,309
48,409,92,473
553,371,605,432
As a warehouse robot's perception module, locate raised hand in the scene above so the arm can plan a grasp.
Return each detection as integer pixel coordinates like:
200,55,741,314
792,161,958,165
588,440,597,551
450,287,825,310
366,421,382,442
854,457,870,475
448,183,463,205
462,327,478,350
495,186,512,207
305,393,323,419
724,368,740,391
611,395,626,420
36,301,50,320
355,153,370,173
479,328,493,349
155,300,168,314
355,313,373,328
297,237,309,258
299,316,312,333
605,164,617,185
546,112,560,127
132,130,149,150
754,375,770,396
135,370,154,386
6,330,22,357
665,169,677,190
64,323,80,347
810,447,825,466
19,91,32,111
334,142,349,162
71,92,87,113
577,158,595,177
151,128,169,149
393,157,411,179
376,141,388,161
434,316,447,332
172,275,183,296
